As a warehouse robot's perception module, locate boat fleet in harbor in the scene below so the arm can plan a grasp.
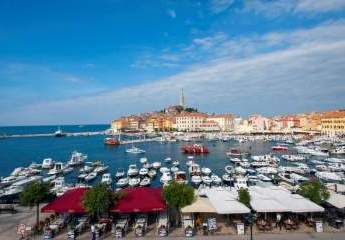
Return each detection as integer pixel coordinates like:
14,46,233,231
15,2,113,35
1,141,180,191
1,133,345,201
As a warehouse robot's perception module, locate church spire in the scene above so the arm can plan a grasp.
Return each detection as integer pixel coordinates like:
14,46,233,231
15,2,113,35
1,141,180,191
179,88,185,107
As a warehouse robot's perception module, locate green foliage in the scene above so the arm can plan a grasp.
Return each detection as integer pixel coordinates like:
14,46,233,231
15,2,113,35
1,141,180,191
162,182,194,209
83,184,122,219
238,188,251,206
184,107,198,113
20,181,50,207
298,180,330,205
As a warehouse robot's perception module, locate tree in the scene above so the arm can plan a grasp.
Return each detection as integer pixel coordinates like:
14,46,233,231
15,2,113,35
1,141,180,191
298,180,330,205
238,188,251,206
163,182,194,226
163,182,195,208
83,184,124,222
184,107,198,113
20,181,50,227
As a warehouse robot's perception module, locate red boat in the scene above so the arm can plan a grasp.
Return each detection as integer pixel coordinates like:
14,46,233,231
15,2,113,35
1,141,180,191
181,144,209,154
104,137,120,145
272,145,288,151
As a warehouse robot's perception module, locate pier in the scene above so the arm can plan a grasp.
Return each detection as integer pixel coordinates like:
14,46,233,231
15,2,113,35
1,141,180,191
119,137,161,145
0,131,106,139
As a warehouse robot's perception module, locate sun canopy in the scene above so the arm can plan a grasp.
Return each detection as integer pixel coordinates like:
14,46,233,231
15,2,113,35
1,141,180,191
204,189,250,214
249,186,324,213
326,191,345,209
181,194,216,213
111,187,166,213
41,188,88,213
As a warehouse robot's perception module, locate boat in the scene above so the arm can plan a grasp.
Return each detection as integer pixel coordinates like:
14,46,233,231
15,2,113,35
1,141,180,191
101,173,112,185
78,173,87,180
54,127,67,137
191,175,202,186
174,171,188,184
256,167,278,175
63,167,74,175
201,167,212,176
129,177,140,187
79,165,93,174
202,176,212,185
188,163,201,176
104,137,120,145
117,178,129,188
316,171,342,182
127,164,139,176
50,177,67,194
140,177,151,187
226,149,249,158
68,151,87,166
42,158,54,169
224,165,234,174
160,167,170,174
143,162,152,169
139,168,148,177
94,165,108,174
331,146,345,155
257,174,272,182
47,162,64,175
170,166,179,173
12,175,42,187
28,162,41,169
85,172,98,181
281,155,306,162
140,157,148,164
181,144,209,154
160,172,172,185
115,168,125,178
272,145,288,151
148,169,157,178
278,172,308,185
172,160,180,166
42,175,56,183
235,166,247,175
126,146,146,154
234,176,248,190
152,162,161,169
186,160,194,167
251,161,270,168
211,174,222,185
164,157,172,163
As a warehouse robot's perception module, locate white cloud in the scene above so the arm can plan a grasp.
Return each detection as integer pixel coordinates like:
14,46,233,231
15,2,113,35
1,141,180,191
296,0,345,13
3,20,345,125
167,9,176,19
210,0,235,14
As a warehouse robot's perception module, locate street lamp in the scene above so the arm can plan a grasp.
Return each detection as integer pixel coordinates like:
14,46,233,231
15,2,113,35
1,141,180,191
244,210,256,240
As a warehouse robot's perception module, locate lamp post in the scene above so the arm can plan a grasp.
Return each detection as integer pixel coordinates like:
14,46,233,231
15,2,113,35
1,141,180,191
245,211,256,240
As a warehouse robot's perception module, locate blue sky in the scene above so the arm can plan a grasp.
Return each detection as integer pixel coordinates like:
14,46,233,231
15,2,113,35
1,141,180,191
1,0,345,125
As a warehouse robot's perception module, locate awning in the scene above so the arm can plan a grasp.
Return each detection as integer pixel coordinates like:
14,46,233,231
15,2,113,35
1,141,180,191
326,191,345,209
181,195,216,213
205,189,250,214
41,188,89,213
111,187,166,213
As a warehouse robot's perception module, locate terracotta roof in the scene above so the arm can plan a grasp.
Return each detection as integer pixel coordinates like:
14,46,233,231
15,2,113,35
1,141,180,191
322,111,345,119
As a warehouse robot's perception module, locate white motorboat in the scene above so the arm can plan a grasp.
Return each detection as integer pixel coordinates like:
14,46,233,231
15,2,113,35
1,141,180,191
172,160,179,167
140,177,151,187
257,174,272,182
222,173,232,183
140,157,148,164
79,165,93,173
129,177,140,187
191,175,202,186
202,176,212,185
48,162,64,175
234,176,248,190
1,185,24,198
186,160,194,167
68,151,87,166
126,146,146,154
42,158,54,169
256,167,278,175
128,164,139,176
188,163,201,176
281,155,306,162
42,175,56,183
170,166,179,173
174,171,188,184
117,178,129,188
152,162,161,169
63,167,74,175
12,175,42,187
316,171,342,182
101,173,112,185
211,174,222,185
224,165,234,174
115,168,125,178
251,161,270,168
94,165,109,174
201,167,212,176
164,157,172,163
160,167,170,174
160,172,172,184
85,172,98,181
235,166,247,175
50,177,67,194
78,173,87,180
0,175,26,187
143,162,152,169
139,168,149,177
148,169,157,178
28,162,41,169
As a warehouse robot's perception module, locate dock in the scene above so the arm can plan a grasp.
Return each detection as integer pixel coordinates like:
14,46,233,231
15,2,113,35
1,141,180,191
0,131,106,139
119,137,161,145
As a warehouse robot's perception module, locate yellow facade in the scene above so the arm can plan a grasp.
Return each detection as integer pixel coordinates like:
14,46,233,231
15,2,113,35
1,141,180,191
111,119,128,132
321,111,345,135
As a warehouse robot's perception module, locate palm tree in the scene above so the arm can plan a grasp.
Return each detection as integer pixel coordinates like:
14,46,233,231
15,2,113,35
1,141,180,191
20,181,50,227
238,188,251,206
